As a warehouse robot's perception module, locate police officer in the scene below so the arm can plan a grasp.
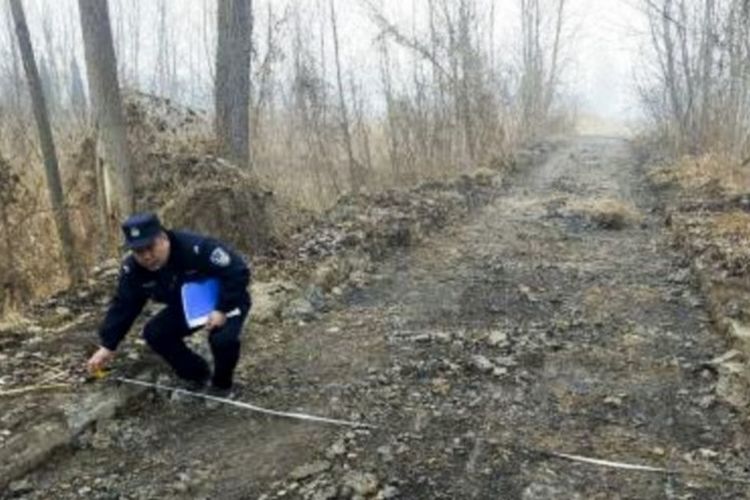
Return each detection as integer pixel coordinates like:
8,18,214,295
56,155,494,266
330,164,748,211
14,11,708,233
86,213,251,397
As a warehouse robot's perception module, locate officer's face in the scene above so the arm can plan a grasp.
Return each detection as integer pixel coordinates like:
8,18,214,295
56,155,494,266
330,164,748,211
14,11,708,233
132,233,170,271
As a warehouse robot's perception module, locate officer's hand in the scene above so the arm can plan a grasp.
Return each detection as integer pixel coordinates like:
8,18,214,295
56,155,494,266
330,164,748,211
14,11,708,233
205,311,227,331
87,346,115,374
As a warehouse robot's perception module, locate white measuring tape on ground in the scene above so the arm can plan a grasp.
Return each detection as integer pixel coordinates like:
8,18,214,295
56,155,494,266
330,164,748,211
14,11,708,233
114,376,376,429
547,451,750,485
550,451,669,473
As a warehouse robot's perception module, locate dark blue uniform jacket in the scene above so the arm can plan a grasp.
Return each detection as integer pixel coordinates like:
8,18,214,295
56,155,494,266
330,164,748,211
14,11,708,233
98,230,251,351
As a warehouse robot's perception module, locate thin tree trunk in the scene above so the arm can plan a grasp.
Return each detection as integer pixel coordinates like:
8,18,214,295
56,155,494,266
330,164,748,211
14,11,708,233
661,0,685,141
10,0,81,283
69,56,87,121
379,39,400,178
489,0,495,72
250,3,274,142
79,0,134,243
676,1,695,145
130,0,141,89
697,0,714,147
458,0,475,162
330,0,359,192
4,5,22,113
155,0,168,96
350,75,373,173
216,0,252,168
544,0,566,117
319,0,328,123
0,174,18,311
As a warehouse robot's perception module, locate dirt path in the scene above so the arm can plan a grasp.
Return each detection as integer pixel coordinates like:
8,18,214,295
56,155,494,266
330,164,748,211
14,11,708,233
10,136,750,499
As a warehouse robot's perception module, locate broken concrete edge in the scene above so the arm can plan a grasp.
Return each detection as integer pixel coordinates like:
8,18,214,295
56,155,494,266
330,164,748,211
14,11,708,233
0,371,153,492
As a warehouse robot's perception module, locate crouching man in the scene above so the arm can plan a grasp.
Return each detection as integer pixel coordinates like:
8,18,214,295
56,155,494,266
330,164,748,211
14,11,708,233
86,213,251,397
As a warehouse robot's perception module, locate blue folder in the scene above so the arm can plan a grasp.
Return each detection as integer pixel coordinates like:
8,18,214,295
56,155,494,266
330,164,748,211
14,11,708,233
181,278,241,328
182,278,220,328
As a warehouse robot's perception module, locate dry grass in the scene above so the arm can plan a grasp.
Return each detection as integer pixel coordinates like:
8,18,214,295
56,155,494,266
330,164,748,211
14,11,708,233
655,153,750,278
702,211,750,275
565,197,643,230
0,93,522,313
650,153,750,196
670,210,750,280
0,310,35,333
709,211,750,240
251,117,513,213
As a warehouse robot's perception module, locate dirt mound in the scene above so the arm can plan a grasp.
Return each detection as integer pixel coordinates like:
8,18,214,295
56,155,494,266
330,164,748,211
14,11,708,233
124,91,212,155
289,170,499,265
121,93,308,257
158,156,306,257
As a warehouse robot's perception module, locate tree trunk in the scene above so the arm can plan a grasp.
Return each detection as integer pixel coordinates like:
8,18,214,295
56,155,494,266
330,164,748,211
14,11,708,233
378,39,400,179
697,0,714,148
458,0,475,162
4,4,22,114
10,0,81,284
216,0,252,168
676,1,695,146
154,0,169,97
544,0,566,117
330,0,360,192
78,0,134,242
70,56,87,122
661,0,686,142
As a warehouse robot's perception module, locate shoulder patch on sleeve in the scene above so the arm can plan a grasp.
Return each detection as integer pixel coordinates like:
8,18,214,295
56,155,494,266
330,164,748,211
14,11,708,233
210,247,231,267
122,264,131,275
193,245,200,255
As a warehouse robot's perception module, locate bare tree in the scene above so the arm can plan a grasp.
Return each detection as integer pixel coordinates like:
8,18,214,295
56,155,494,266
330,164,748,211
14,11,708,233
2,3,23,113
641,0,750,156
378,37,400,178
330,0,360,192
78,0,134,245
544,0,567,117
154,0,171,97
0,154,23,311
9,0,80,283
366,0,538,175
216,0,252,167
69,56,87,120
251,2,278,143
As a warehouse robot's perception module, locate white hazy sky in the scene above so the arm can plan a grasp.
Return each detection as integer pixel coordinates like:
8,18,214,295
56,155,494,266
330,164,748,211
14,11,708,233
2,0,649,122
568,0,646,120
339,0,649,120
378,0,648,120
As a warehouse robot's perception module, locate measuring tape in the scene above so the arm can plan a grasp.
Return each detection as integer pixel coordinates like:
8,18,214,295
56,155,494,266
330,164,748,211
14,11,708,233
111,375,376,429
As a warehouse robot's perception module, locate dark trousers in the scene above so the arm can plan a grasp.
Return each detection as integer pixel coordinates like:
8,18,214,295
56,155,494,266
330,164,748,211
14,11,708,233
142,303,250,389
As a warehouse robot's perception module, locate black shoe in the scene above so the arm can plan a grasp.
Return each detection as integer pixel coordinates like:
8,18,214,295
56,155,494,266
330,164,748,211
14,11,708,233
204,384,234,408
205,384,234,399
169,376,209,403
182,377,210,392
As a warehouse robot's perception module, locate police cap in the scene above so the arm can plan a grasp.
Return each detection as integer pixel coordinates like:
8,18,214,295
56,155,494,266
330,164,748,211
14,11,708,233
121,212,163,249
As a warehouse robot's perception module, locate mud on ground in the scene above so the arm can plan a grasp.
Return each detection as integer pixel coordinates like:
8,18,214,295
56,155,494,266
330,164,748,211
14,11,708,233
4,137,750,499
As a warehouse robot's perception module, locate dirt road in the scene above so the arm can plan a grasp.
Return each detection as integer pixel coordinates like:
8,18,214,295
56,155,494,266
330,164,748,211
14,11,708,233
11,136,750,499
